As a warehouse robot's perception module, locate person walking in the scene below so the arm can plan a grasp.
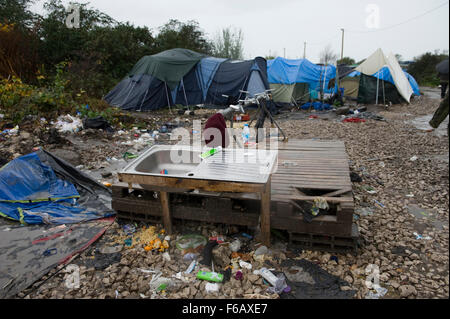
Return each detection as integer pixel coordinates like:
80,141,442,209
429,91,449,136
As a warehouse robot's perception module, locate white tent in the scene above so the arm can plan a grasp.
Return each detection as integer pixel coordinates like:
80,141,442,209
356,48,414,103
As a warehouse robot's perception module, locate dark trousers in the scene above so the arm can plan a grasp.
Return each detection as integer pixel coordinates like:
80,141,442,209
441,82,448,99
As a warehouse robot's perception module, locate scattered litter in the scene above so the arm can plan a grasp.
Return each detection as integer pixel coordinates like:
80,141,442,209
410,156,418,162
259,267,289,294
175,234,207,251
413,232,432,240
357,207,374,216
374,200,385,208
100,245,123,254
54,115,82,133
124,238,133,247
229,239,241,252
183,253,198,261
365,285,388,299
162,252,171,261
363,185,377,194
255,245,268,256
343,117,366,123
139,269,158,274
209,236,225,244
241,233,253,239
239,260,253,270
235,271,243,280
122,224,136,235
185,260,197,274
123,152,138,159
205,283,220,293
406,194,415,198
196,271,224,283
149,272,173,292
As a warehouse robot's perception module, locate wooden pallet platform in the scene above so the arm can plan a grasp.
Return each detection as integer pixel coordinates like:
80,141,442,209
112,139,357,251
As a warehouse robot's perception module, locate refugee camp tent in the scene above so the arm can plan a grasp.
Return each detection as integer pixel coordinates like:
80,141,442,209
267,57,337,105
340,67,420,102
104,49,270,111
205,57,270,106
355,49,414,104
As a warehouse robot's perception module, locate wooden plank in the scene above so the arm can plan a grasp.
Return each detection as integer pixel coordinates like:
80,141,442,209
261,177,271,247
118,173,266,193
160,191,172,234
274,194,353,203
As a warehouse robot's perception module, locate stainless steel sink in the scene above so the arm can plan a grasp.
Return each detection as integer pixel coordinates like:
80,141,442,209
120,144,278,184
134,148,201,176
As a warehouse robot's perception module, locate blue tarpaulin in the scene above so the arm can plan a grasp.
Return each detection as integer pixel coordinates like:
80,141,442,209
267,57,337,93
347,68,420,96
0,151,114,225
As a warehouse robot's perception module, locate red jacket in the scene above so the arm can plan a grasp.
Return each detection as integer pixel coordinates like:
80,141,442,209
204,113,229,148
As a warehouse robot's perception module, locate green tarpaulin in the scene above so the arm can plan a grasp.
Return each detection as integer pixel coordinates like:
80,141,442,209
129,48,205,89
357,74,404,105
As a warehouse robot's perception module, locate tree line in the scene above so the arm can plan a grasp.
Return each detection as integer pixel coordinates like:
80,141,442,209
0,0,245,97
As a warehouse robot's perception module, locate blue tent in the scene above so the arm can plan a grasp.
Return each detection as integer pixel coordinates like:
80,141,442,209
267,57,337,92
206,57,270,106
267,57,337,105
0,151,114,225
105,49,270,111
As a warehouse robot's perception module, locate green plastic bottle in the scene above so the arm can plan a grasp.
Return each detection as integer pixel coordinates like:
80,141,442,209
196,271,223,283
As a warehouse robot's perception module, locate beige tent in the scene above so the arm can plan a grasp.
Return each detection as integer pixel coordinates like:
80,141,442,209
356,48,413,103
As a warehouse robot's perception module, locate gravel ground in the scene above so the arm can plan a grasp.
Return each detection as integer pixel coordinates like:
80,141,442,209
2,96,449,299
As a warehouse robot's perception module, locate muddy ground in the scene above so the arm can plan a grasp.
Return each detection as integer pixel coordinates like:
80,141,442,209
1,93,448,299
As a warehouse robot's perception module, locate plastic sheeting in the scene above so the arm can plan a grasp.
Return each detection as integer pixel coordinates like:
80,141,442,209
0,150,114,225
347,68,420,96
0,217,114,298
267,57,336,93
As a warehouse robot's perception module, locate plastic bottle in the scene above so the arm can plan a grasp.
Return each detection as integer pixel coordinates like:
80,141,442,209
259,268,287,293
242,124,250,145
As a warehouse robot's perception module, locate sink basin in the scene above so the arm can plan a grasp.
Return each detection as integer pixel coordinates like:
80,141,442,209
134,148,201,176
120,144,278,184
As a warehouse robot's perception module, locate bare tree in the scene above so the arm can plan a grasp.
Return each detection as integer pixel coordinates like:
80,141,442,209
211,27,244,60
319,44,338,65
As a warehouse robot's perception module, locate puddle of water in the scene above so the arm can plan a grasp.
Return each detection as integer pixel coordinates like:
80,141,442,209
407,205,446,230
409,114,448,137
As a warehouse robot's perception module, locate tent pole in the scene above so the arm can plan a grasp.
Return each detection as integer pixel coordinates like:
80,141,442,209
382,79,386,105
122,81,136,109
139,88,150,112
164,83,172,114
181,78,190,110
238,75,249,100
376,71,380,105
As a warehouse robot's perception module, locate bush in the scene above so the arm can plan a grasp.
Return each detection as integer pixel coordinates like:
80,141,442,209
0,63,77,124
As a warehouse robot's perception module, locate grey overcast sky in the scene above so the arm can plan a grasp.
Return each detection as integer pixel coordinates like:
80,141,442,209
30,0,449,63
